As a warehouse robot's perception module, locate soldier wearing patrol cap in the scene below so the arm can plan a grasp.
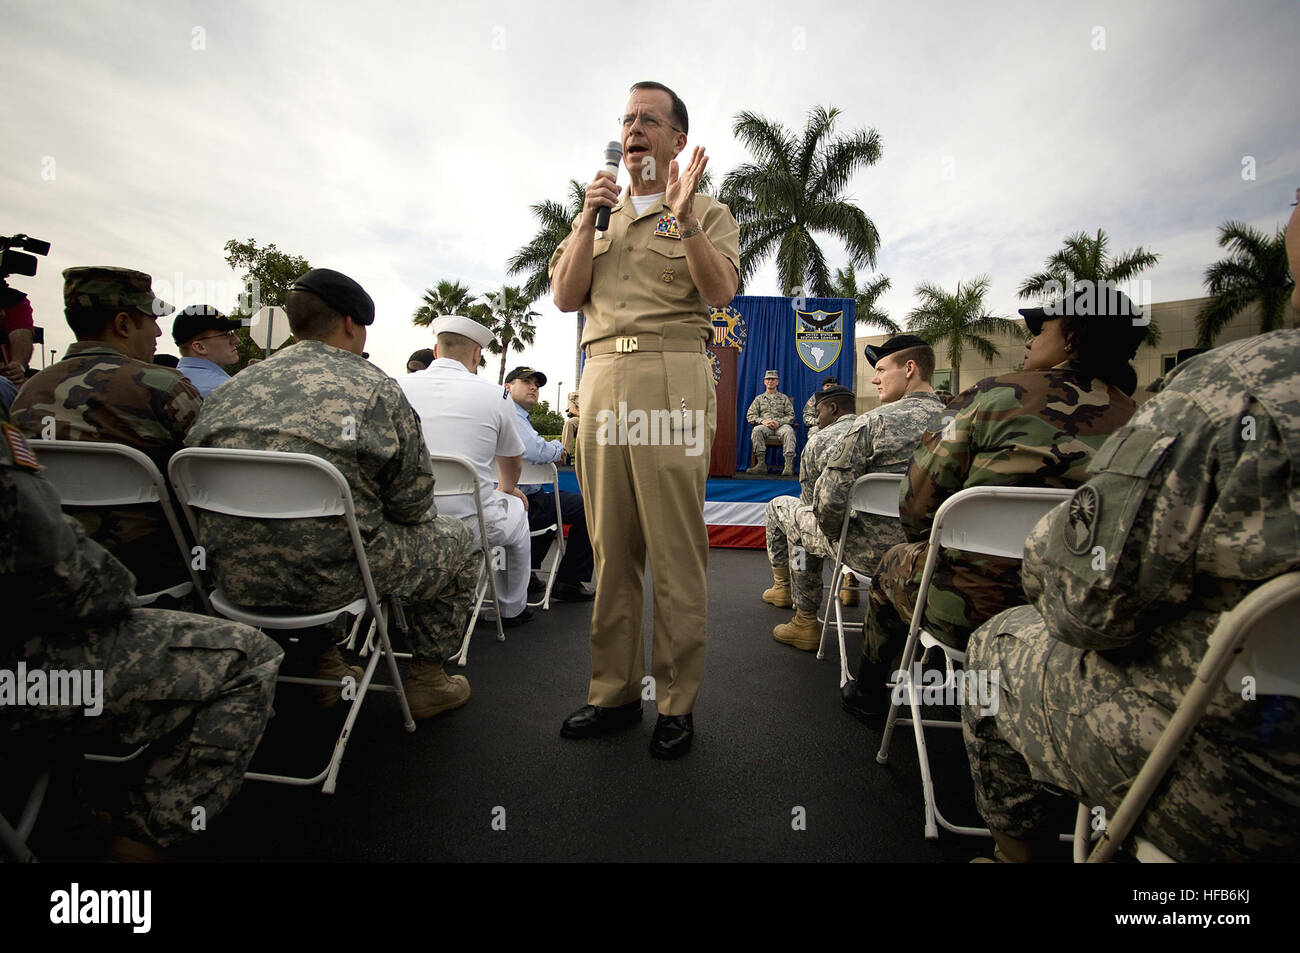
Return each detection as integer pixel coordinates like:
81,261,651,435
187,269,482,718
400,315,534,626
174,305,243,397
745,370,797,475
549,80,740,758
11,266,202,594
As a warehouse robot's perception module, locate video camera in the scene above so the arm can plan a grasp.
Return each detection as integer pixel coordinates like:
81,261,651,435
1,233,50,280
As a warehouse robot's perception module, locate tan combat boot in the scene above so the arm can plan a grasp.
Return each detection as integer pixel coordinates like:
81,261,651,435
404,660,471,719
761,565,794,607
310,644,364,708
746,452,766,474
773,609,820,651
840,578,859,606
781,453,795,476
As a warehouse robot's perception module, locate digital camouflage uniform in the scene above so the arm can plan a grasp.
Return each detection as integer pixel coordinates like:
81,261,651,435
765,412,856,612
864,364,1135,665
185,340,479,663
746,390,796,460
802,394,818,434
1,404,280,850
814,391,947,581
11,341,203,593
963,330,1300,861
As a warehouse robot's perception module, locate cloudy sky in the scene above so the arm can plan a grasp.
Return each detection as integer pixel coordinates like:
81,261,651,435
2,0,1295,399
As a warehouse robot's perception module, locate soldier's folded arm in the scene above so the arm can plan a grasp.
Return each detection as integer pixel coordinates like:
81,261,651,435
900,396,973,541
369,382,436,524
1022,409,1223,652
745,396,763,426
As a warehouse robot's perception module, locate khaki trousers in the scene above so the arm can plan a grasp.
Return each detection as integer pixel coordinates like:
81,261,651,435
577,349,716,715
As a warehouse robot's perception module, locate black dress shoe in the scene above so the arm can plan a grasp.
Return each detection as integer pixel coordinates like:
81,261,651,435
527,576,547,597
560,701,643,739
650,713,694,759
501,607,534,629
550,580,595,602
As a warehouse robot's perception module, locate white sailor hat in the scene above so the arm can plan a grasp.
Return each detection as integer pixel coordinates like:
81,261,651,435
430,314,496,349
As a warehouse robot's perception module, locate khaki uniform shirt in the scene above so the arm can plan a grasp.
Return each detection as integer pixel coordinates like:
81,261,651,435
549,191,740,346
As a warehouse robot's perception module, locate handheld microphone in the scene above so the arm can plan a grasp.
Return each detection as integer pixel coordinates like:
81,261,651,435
595,141,622,232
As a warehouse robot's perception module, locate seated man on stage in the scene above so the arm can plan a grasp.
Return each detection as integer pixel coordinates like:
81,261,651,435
745,369,796,475
504,365,594,602
761,384,857,649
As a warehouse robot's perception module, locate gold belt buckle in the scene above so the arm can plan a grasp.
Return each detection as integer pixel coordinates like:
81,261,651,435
615,336,639,353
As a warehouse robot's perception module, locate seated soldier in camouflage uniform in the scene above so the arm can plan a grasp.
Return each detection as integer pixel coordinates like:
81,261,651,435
186,269,481,719
963,207,1300,863
801,375,838,437
844,289,1144,723
745,370,797,475
11,267,203,595
812,336,947,658
1,404,281,861
760,385,858,650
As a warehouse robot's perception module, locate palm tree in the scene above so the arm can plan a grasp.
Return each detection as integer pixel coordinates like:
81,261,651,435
412,279,476,326
481,285,540,385
906,276,1020,395
1196,222,1294,347
1018,229,1162,348
719,105,882,296
831,263,901,335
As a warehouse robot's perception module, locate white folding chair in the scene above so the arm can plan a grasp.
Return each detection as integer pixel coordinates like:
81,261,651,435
31,440,209,612
816,473,905,687
168,447,416,795
875,485,1074,840
427,452,506,666
1076,570,1300,862
519,459,565,610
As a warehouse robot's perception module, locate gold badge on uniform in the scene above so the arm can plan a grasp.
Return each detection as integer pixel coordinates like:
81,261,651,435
661,268,674,283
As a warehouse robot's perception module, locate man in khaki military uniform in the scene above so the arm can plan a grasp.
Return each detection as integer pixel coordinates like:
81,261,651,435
549,81,739,759
745,370,797,475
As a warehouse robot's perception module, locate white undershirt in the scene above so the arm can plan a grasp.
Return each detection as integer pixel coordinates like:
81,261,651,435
630,191,664,216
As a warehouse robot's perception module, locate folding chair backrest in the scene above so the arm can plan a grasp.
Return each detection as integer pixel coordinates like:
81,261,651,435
33,440,164,506
519,460,558,488
168,446,380,622
427,452,480,497
933,486,1073,559
851,472,905,518
1218,572,1300,698
169,448,350,520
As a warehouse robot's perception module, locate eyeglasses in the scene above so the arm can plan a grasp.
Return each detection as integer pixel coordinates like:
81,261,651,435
618,112,681,133
195,331,238,343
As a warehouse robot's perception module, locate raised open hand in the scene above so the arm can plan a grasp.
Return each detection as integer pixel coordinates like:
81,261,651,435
666,146,708,223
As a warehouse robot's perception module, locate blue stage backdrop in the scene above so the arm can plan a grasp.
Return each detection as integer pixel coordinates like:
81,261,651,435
728,295,856,472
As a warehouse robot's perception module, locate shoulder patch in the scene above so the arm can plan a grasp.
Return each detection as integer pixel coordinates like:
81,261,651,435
2,421,41,470
1064,484,1101,556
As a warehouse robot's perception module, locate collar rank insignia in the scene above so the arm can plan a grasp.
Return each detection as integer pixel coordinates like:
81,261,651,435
654,215,681,239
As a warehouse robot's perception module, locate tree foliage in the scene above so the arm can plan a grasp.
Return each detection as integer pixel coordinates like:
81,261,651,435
720,105,882,296
906,276,1020,395
1196,222,1293,348
222,238,310,372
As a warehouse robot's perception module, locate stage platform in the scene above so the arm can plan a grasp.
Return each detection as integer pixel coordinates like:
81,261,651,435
556,468,796,549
